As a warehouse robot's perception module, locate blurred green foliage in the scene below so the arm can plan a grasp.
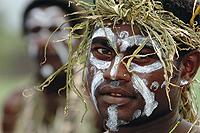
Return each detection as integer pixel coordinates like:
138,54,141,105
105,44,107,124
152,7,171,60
0,22,34,108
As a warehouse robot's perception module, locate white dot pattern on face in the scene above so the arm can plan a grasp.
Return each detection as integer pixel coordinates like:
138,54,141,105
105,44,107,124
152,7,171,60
119,31,129,39
132,75,158,117
150,81,160,91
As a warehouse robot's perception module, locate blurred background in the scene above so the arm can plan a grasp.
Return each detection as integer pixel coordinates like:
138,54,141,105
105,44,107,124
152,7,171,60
0,0,35,108
0,0,200,122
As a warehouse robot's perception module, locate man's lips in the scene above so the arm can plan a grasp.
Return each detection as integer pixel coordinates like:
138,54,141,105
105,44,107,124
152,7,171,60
98,86,137,106
101,95,132,106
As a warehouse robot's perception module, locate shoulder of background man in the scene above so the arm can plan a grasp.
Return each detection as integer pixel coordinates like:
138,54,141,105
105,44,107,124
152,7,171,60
190,125,200,133
179,119,200,133
2,88,27,132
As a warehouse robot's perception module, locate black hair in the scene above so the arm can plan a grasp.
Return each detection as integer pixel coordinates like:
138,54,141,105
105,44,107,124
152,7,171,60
22,0,81,35
160,0,199,24
93,0,200,25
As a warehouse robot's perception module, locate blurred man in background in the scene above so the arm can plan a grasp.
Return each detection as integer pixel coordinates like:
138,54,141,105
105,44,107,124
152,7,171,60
2,0,85,132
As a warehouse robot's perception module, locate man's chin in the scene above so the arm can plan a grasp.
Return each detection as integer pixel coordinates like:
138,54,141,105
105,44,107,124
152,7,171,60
101,113,150,131
99,109,140,125
100,114,138,131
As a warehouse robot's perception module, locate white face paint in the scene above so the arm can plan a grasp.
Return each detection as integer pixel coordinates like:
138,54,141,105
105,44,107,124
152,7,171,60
132,75,158,116
26,6,66,29
40,64,54,78
132,109,142,120
26,35,39,58
130,61,163,73
92,28,156,53
92,27,116,49
52,42,68,64
110,55,123,80
90,53,111,70
91,71,104,112
119,35,155,52
150,81,160,91
106,105,118,132
119,31,129,39
119,35,141,52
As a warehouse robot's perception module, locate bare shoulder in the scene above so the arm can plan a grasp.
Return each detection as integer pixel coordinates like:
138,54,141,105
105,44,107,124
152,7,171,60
2,89,26,132
190,125,200,133
178,119,200,133
3,89,25,114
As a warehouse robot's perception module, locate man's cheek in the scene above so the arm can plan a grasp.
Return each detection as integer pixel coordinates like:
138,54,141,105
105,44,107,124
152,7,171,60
149,81,161,92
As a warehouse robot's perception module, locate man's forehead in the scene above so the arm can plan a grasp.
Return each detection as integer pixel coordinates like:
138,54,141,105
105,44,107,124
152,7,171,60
26,6,66,28
93,24,142,35
91,26,155,50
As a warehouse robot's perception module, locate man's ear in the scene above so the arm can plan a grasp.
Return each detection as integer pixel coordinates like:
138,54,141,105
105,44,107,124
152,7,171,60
180,49,200,80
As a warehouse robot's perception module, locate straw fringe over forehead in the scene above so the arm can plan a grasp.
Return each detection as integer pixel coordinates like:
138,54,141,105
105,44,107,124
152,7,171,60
39,0,200,123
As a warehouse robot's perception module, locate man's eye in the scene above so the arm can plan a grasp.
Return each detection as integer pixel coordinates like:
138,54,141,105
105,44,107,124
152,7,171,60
97,48,112,55
29,26,41,33
92,47,114,61
131,53,158,65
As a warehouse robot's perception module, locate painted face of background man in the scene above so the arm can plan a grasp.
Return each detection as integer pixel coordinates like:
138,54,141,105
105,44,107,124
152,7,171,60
25,6,69,78
86,24,180,131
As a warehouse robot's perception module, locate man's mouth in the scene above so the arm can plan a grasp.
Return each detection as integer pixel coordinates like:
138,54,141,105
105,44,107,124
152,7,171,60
99,86,137,106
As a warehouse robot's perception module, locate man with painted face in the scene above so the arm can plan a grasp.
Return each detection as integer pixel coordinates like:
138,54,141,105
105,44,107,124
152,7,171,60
60,0,200,132
2,0,82,132
23,0,81,81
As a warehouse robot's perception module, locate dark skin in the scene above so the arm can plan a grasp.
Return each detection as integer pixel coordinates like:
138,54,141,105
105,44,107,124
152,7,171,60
86,24,200,133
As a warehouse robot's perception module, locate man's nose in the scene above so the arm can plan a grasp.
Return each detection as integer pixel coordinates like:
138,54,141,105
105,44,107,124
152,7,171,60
37,28,52,41
37,30,54,47
103,57,131,82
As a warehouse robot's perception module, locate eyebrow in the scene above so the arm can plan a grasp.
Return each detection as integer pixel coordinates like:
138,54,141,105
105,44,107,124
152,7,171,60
91,37,112,47
125,45,154,54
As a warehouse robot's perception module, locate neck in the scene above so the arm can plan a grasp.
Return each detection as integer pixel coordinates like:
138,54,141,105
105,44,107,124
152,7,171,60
108,109,180,133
